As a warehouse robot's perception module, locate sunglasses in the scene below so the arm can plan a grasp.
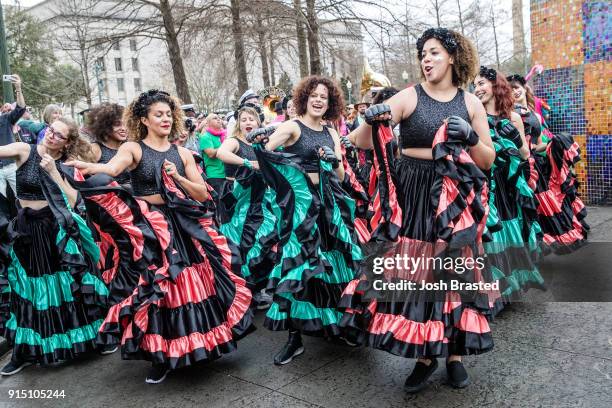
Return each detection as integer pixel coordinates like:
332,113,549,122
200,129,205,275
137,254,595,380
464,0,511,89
47,126,68,141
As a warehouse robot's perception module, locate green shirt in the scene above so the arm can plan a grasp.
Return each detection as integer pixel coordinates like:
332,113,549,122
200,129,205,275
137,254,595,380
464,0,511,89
199,131,226,179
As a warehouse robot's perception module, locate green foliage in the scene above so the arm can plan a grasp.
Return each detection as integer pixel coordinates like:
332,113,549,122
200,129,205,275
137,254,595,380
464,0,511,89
4,8,87,110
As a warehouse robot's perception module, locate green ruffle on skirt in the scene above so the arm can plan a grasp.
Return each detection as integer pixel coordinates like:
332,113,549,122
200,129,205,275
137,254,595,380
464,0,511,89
253,146,362,336
485,134,545,304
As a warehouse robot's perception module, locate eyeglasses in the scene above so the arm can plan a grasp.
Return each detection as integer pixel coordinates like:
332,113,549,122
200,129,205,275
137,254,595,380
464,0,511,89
46,126,68,141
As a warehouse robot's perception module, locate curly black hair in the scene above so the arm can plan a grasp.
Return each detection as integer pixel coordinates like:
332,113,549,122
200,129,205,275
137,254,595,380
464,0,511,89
292,75,344,121
416,27,478,88
88,103,124,143
125,89,184,141
417,28,458,57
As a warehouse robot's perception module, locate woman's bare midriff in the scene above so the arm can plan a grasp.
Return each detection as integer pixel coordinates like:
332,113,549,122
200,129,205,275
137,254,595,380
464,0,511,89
137,194,165,205
401,147,434,160
18,199,49,210
307,172,319,185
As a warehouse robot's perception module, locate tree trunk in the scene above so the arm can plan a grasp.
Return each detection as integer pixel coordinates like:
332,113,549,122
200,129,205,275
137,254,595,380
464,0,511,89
294,0,309,78
159,0,191,103
305,0,320,75
269,35,276,85
258,30,270,87
230,0,249,94
490,6,501,70
434,0,441,28
512,0,526,68
78,40,92,107
456,0,464,35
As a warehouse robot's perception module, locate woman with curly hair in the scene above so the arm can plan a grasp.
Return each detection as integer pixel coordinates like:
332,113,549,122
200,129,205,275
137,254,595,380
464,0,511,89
88,103,130,185
0,117,108,376
473,66,545,307
249,75,363,365
342,27,497,392
67,90,254,384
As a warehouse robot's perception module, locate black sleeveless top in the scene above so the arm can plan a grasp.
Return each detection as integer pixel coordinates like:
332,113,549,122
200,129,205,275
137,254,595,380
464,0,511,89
400,84,470,149
225,138,257,178
130,142,185,197
284,120,335,172
96,143,131,185
514,105,541,143
16,145,61,201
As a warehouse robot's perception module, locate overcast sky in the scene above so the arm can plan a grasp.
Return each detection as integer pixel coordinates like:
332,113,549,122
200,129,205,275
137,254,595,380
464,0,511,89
4,0,531,69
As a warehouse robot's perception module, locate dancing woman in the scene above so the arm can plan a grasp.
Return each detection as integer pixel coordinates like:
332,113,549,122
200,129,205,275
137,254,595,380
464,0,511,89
0,118,108,375
473,67,544,305
507,74,588,254
249,76,363,365
88,103,130,185
342,28,496,392
68,90,253,384
216,106,278,308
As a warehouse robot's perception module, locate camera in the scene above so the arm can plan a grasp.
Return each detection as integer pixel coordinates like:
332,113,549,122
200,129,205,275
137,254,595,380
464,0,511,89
184,118,196,133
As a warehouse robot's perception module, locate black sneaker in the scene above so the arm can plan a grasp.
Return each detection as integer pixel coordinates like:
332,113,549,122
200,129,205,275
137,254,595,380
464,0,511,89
145,365,170,384
404,358,439,393
1,360,32,376
99,344,118,355
273,331,304,365
446,360,469,388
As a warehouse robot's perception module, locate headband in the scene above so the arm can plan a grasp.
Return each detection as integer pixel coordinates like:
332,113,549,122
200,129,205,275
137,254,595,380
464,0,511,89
479,66,497,82
417,28,458,59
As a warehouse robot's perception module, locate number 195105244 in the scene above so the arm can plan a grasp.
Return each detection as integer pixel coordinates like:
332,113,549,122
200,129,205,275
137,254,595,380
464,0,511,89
8,389,66,399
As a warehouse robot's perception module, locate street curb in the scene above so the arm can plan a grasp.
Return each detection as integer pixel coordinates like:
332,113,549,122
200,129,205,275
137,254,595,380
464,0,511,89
0,336,9,357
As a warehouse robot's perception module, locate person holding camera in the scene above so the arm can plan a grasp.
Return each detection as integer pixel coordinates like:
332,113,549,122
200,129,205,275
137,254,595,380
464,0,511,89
174,117,199,153
0,74,26,215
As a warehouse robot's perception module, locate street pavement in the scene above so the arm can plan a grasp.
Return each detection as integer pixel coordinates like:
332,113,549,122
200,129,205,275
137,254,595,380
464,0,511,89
0,207,611,408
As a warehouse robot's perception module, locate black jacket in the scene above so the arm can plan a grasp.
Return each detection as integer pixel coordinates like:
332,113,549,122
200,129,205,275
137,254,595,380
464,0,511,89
0,105,26,166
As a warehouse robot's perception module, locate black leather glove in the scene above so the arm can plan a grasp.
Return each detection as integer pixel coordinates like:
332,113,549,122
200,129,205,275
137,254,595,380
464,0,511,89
364,104,391,126
447,116,479,146
319,145,339,169
340,135,354,150
246,128,269,145
497,120,523,149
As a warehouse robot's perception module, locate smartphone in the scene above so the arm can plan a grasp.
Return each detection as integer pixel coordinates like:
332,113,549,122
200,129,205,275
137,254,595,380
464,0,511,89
2,74,16,82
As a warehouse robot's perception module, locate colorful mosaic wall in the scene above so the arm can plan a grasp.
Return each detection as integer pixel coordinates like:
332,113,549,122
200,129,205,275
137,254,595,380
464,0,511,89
530,0,611,204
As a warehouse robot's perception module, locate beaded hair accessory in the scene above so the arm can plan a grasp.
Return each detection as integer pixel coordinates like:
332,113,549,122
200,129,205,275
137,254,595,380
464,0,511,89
133,89,172,118
479,66,497,82
416,28,459,59
506,74,526,86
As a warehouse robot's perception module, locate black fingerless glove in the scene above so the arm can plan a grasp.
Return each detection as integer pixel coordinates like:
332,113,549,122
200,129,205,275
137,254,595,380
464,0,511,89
498,120,523,149
319,145,339,169
340,135,354,150
246,128,269,145
447,115,479,146
364,104,391,126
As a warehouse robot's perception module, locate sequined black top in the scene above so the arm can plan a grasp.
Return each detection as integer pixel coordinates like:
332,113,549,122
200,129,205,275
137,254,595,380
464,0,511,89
400,84,470,149
16,145,61,201
284,120,335,172
225,138,257,178
130,141,185,197
96,143,131,185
